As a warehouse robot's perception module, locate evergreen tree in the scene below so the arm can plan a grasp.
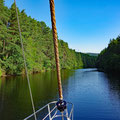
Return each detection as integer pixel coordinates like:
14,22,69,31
0,1,97,76
97,36,120,73
3,3,24,75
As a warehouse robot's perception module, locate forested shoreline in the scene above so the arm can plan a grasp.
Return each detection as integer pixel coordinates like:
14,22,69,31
97,36,120,73
0,1,97,77
1,0,119,77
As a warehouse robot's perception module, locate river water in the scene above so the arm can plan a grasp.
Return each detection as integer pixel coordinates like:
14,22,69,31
0,68,120,120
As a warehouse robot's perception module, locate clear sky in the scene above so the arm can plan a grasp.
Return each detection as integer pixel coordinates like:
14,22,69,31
5,0,120,53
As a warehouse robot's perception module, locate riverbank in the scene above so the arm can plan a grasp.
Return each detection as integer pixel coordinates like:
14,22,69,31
0,67,97,77
0,67,81,77
0,68,47,77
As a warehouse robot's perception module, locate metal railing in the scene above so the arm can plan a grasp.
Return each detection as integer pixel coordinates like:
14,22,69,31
24,101,73,120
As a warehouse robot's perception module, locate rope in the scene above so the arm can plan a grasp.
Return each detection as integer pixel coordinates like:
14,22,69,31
49,0,63,100
14,0,37,120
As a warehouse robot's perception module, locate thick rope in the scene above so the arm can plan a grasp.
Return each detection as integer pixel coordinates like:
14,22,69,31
49,0,63,100
14,0,37,120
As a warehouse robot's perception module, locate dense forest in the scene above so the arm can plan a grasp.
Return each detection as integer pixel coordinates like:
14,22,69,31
0,0,97,76
97,36,120,73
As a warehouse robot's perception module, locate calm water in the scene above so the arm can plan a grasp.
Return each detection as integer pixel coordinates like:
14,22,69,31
0,68,120,120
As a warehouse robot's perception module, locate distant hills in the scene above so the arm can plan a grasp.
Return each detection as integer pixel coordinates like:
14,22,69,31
86,53,99,57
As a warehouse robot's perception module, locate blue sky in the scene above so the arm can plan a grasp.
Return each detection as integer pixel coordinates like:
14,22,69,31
5,0,120,53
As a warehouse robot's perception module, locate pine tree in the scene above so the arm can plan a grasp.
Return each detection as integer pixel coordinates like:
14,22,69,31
0,0,9,54
3,3,24,75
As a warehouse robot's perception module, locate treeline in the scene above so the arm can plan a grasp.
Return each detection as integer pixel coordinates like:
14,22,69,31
81,53,97,68
97,36,120,73
0,1,97,76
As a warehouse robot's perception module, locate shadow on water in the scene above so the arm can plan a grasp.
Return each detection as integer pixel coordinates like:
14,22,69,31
106,73,120,102
0,70,75,120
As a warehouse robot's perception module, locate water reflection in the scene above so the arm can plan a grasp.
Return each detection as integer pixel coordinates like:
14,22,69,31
106,73,120,97
0,70,74,120
106,73,120,109
0,69,120,120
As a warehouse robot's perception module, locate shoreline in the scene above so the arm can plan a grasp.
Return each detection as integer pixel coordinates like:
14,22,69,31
0,67,97,78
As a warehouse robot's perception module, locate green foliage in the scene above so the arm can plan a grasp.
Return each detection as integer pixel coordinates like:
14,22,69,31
0,2,97,76
97,36,120,73
0,67,2,77
81,53,97,68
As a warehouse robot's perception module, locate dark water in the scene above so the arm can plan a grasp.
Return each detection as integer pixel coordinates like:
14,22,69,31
0,68,120,120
